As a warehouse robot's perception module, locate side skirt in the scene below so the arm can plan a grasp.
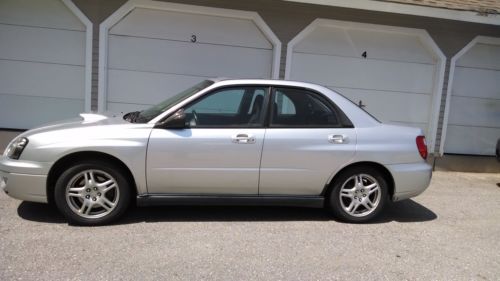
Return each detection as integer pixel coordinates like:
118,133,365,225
136,194,325,208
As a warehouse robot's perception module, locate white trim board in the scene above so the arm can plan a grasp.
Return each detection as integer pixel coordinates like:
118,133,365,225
98,0,281,112
61,0,92,112
285,18,446,153
285,0,500,26
439,36,500,156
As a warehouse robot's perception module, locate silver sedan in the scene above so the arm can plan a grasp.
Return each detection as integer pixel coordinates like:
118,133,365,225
0,79,431,225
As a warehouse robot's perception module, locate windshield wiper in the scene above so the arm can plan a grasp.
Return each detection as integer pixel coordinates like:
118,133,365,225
123,111,141,123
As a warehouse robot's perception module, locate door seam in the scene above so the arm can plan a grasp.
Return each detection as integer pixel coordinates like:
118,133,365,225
257,128,267,195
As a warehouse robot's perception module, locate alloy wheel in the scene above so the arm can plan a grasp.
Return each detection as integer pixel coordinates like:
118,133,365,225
65,169,120,219
339,174,381,217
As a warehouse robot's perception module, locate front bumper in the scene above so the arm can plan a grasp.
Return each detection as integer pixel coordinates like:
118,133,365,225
0,156,50,203
386,162,432,202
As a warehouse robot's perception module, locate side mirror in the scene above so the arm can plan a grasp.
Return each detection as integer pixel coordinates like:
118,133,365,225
155,109,186,129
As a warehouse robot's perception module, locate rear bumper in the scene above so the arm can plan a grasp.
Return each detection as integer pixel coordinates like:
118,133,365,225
0,156,49,203
386,162,432,202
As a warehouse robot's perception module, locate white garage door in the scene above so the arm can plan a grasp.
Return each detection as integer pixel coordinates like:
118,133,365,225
286,19,444,152
101,2,279,113
0,0,88,129
444,37,500,156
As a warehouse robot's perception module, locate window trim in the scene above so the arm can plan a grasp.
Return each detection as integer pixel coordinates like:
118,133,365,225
157,85,354,130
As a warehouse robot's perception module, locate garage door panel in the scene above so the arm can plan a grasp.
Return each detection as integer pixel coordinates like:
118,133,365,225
291,52,434,94
0,60,85,99
294,26,433,64
107,69,205,105
448,96,500,128
109,8,272,50
444,125,500,155
0,0,87,129
453,67,499,100
0,24,85,66
331,87,431,124
294,26,357,58
349,29,434,64
107,102,151,114
456,43,500,70
445,38,500,155
103,3,278,114
0,0,84,31
108,35,272,78
0,94,84,129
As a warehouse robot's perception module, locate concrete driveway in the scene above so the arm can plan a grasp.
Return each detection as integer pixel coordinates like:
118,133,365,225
1,171,499,280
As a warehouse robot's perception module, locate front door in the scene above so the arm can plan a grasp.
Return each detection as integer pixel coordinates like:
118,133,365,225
147,86,268,194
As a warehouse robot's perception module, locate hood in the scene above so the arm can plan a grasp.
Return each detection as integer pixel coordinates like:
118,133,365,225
19,112,129,138
10,112,153,163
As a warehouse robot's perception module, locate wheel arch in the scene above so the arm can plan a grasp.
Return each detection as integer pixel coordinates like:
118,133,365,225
323,161,395,199
46,151,138,205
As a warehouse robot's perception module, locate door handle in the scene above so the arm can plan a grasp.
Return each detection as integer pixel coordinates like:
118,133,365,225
232,133,256,144
328,134,348,144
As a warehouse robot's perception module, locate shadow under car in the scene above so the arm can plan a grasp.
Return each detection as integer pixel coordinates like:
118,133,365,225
17,199,437,225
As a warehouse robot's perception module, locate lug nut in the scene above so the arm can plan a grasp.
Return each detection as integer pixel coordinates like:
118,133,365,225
92,197,96,201
363,194,367,197
94,187,98,191
97,193,101,196
354,196,357,199
86,188,91,192
85,195,90,199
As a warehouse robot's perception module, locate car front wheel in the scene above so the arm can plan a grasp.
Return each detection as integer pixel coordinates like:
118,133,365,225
54,161,131,226
327,167,388,223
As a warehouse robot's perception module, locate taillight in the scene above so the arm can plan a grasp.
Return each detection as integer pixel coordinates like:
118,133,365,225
416,136,428,160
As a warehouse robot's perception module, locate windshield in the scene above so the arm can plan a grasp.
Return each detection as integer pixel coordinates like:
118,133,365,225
133,80,214,123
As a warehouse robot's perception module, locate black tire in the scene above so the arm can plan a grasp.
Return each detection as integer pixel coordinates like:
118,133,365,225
54,161,131,226
327,166,388,223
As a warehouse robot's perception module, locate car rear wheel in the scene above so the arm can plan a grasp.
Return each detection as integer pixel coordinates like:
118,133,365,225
54,161,131,226
327,167,388,223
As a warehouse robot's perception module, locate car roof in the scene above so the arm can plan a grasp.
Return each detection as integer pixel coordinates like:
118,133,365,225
210,78,328,90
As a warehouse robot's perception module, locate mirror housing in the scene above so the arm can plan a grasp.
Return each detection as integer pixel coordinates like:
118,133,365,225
155,109,186,129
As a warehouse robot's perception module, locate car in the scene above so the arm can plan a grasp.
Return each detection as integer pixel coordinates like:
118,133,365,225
0,79,431,225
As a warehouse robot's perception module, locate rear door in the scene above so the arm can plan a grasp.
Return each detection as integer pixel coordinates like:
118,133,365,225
259,87,356,195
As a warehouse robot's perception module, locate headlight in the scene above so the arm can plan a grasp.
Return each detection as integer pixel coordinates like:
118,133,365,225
5,137,29,160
